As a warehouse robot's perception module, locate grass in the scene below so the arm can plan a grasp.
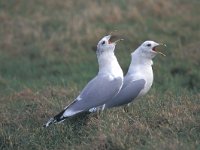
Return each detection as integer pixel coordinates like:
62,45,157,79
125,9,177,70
0,0,200,149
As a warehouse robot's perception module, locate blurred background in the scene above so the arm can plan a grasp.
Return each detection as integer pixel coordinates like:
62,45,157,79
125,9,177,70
0,0,199,149
0,0,199,94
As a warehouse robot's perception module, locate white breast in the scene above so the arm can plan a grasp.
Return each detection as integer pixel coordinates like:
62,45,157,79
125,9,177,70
98,52,123,80
139,65,153,96
127,53,154,97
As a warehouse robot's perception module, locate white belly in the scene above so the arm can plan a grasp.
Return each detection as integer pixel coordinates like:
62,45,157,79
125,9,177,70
131,65,153,98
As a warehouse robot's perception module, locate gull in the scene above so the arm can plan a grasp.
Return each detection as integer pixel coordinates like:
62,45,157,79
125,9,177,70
43,35,123,127
89,40,165,112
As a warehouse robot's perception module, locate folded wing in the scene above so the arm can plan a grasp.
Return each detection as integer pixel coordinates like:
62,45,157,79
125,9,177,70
105,78,145,108
63,75,123,117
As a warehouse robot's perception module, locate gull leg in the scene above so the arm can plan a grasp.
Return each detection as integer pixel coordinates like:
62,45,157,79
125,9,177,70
123,103,130,113
97,104,104,118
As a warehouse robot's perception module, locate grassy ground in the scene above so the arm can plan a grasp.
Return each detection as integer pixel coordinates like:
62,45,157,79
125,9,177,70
0,0,200,149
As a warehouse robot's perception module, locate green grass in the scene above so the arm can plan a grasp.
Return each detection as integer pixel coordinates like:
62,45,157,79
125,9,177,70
0,0,200,149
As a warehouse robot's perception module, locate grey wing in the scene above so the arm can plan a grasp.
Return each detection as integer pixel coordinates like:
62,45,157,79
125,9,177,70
63,75,123,116
105,79,145,108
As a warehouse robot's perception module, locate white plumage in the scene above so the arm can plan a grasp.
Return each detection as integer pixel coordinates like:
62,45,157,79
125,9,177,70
90,40,163,111
43,35,123,127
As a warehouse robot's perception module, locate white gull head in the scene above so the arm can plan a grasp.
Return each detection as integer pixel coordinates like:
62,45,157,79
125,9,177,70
135,40,160,59
96,35,122,55
96,35,123,78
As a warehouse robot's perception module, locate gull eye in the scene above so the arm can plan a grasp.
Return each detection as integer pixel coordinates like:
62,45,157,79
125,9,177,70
102,41,105,45
147,43,151,47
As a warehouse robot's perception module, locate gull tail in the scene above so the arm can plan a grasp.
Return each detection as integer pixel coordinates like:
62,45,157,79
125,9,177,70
43,109,68,128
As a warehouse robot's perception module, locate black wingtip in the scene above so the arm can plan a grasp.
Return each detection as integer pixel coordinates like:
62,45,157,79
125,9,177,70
43,118,55,128
43,109,68,128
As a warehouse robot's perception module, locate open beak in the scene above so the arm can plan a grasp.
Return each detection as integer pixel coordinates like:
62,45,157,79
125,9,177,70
152,43,166,56
108,35,124,44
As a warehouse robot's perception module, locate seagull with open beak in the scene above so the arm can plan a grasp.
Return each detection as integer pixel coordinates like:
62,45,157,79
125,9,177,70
89,40,166,111
43,35,123,127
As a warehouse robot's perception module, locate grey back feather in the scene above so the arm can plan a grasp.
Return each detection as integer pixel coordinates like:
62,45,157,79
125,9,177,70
105,78,145,108
65,76,123,115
